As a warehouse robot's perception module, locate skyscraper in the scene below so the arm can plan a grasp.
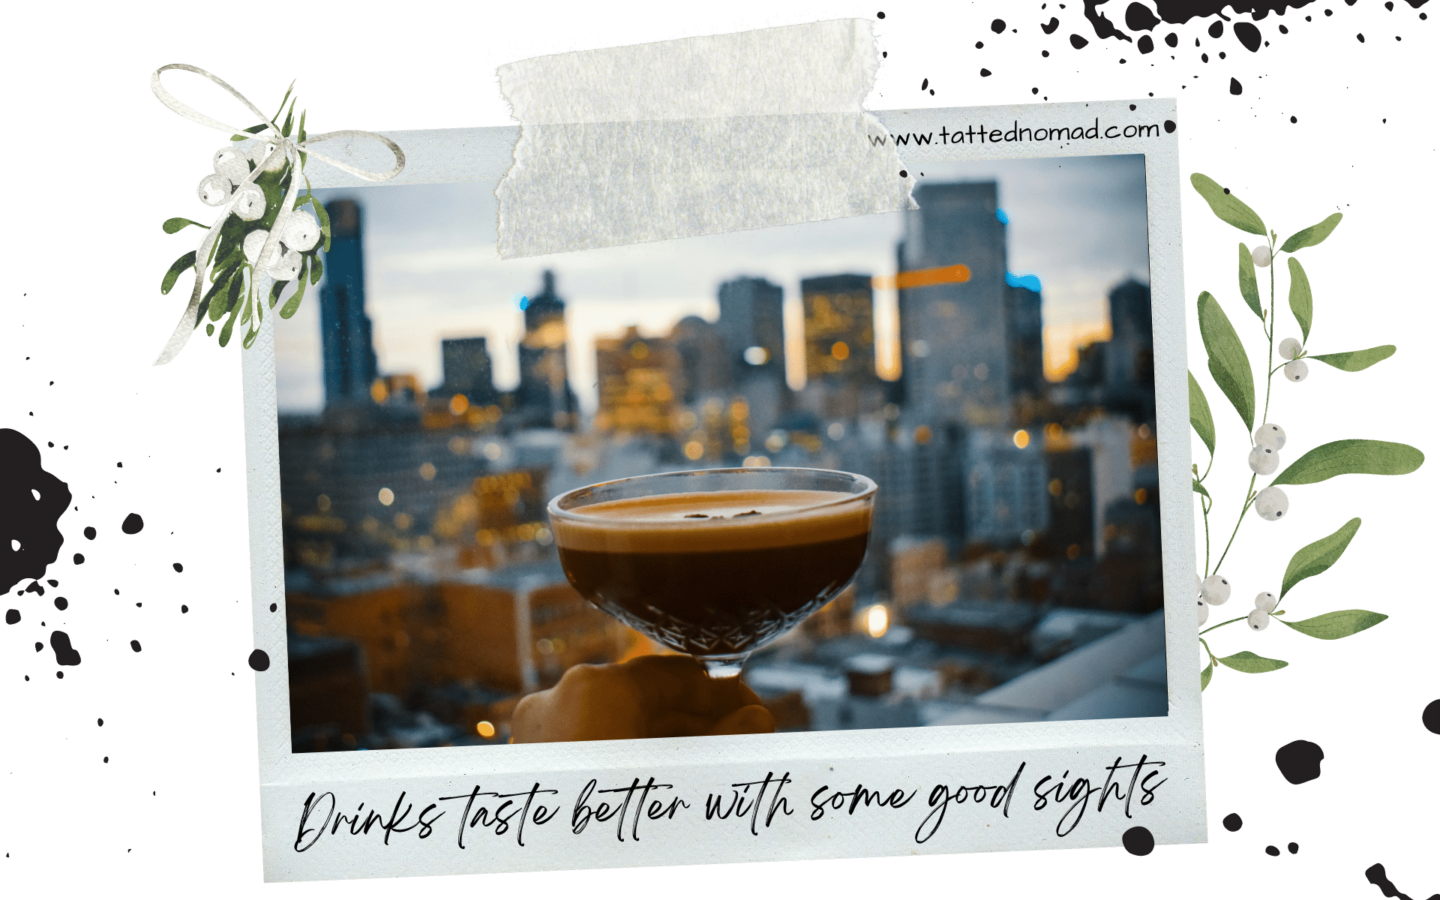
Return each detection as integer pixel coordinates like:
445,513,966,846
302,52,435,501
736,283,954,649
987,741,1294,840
716,277,789,442
897,182,1012,428
515,270,578,430
1005,278,1046,411
439,337,497,406
593,326,682,435
319,199,378,408
800,274,880,421
1102,279,1155,420
716,277,786,383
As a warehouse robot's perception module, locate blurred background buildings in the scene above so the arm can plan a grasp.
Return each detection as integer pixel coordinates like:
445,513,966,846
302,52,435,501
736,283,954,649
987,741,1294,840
277,172,1165,753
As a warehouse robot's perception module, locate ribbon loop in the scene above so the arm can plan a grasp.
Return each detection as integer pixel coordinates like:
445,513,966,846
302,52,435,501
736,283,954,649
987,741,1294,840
151,64,405,365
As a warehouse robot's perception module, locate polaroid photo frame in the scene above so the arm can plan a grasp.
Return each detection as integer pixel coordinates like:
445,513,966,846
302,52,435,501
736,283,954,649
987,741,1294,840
244,98,1202,882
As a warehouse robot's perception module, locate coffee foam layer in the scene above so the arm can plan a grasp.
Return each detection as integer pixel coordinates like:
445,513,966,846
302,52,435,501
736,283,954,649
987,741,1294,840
551,489,872,553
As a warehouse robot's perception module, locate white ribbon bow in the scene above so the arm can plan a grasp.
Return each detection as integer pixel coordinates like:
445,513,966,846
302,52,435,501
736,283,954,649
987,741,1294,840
151,63,406,365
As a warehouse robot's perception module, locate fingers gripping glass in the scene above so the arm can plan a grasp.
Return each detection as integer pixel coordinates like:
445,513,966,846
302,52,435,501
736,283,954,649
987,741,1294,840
548,468,877,679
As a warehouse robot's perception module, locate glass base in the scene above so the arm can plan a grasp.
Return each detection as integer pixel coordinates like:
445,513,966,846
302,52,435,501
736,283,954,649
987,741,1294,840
698,653,749,680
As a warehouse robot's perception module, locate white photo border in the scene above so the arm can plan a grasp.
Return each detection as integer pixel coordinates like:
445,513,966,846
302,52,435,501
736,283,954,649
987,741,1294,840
245,99,1203,882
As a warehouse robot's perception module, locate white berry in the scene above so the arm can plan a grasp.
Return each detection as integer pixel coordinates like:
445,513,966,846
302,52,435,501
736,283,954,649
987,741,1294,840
282,211,321,252
1255,423,1286,451
1197,598,1209,627
1254,592,1278,613
1201,574,1232,606
1251,244,1272,268
1279,337,1303,360
243,230,282,269
1284,359,1308,382
267,248,303,282
197,174,232,206
231,184,266,222
1248,445,1279,476
1247,608,1271,631
1254,486,1289,521
213,147,250,185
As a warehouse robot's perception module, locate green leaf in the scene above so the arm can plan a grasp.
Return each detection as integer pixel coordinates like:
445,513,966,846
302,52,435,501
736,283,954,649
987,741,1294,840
205,323,215,336
203,268,237,322
1188,371,1216,457
1201,658,1213,691
1190,173,1267,236
230,123,268,141
1280,517,1361,599
282,100,295,138
309,252,324,285
1288,257,1313,343
268,279,285,310
1279,212,1342,253
216,311,236,349
243,326,260,349
1193,478,1211,500
272,82,294,125
161,251,197,294
1217,651,1288,674
1197,291,1256,431
1237,243,1263,320
279,259,310,319
1271,440,1425,486
1310,345,1396,372
302,193,332,252
1280,609,1387,640
163,217,207,235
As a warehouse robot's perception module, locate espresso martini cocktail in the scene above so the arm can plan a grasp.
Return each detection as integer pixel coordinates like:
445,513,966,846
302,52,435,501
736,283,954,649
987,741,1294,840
548,468,877,678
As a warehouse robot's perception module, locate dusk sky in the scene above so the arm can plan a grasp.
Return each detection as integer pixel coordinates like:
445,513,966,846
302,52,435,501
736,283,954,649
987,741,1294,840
276,154,1150,413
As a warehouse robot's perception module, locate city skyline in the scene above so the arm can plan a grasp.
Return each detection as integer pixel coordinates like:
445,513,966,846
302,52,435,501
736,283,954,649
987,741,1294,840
276,155,1150,414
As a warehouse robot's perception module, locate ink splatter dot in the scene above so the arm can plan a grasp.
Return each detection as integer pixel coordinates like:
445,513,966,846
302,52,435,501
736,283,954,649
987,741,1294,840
1357,33,1365,42
269,603,277,613
98,718,103,726
181,605,188,614
1126,3,1159,30
899,170,908,178
920,78,929,91
84,527,96,540
1165,32,1178,47
173,562,183,573
1222,813,1243,832
73,553,84,565
248,649,271,671
1138,34,1154,53
1209,21,1224,38
0,429,73,594
1164,120,1176,133
1122,826,1154,856
1070,33,1089,49
53,597,66,611
991,18,1006,33
130,640,141,653
1422,699,1440,734
1275,739,1325,784
876,10,884,18
103,756,108,763
1235,22,1262,52
1291,115,1298,123
34,642,42,652
56,671,63,679
1288,842,1299,854
121,513,144,535
50,631,81,666
1229,78,1243,95
1266,845,1280,856
980,68,992,76
1042,17,1059,34
5,609,19,625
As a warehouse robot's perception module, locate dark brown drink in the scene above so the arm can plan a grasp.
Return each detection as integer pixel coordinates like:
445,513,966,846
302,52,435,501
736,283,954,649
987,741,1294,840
552,489,871,657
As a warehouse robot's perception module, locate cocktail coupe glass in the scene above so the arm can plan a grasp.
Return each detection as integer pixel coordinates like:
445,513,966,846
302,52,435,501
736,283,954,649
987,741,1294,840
548,467,877,679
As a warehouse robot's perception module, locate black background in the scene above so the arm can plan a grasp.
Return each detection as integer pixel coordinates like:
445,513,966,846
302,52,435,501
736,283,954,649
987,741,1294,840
5,0,1434,892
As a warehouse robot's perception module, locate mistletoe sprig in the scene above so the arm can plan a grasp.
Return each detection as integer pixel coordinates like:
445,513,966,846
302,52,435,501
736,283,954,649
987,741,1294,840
159,84,330,350
1187,173,1425,691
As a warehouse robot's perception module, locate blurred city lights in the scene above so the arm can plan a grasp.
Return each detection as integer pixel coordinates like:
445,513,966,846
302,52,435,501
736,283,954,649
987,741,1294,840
864,604,890,639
